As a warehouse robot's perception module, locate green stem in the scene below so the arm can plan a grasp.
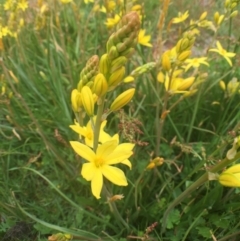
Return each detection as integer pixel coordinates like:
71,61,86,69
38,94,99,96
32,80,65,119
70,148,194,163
161,151,240,233
93,95,106,152
227,15,233,52
93,95,128,229
103,185,129,230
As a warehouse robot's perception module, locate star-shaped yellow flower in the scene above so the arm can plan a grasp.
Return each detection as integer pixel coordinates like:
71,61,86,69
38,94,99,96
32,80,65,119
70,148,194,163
105,14,120,28
138,29,152,47
172,11,189,24
209,41,236,66
184,57,209,71
69,117,111,148
70,140,134,199
17,0,28,11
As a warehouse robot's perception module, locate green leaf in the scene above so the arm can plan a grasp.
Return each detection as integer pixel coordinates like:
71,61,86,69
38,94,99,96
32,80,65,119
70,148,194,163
195,226,211,238
166,209,180,229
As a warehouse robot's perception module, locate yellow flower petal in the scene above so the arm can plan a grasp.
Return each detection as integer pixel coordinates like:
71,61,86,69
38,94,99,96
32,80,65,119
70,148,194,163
97,140,118,159
121,159,132,169
81,163,97,181
101,165,128,186
224,164,240,173
91,169,103,199
70,141,95,162
219,172,240,187
69,124,87,136
106,151,133,165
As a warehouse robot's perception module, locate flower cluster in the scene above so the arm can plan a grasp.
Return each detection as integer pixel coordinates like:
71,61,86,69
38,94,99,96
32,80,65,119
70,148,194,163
70,12,140,199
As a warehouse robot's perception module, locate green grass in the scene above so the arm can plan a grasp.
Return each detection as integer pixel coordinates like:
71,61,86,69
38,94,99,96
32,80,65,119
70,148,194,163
1,0,240,240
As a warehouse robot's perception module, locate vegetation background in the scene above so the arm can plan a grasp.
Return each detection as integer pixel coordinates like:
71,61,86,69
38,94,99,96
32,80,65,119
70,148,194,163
0,0,240,240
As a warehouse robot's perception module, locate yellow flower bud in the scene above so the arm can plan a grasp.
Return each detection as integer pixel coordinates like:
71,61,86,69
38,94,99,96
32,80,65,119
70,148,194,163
123,76,134,83
214,11,220,24
230,10,238,18
162,52,171,71
178,77,195,91
92,73,108,97
199,11,207,21
217,15,224,26
157,71,165,83
219,80,226,91
231,2,237,9
176,38,190,53
219,164,240,187
224,0,230,8
99,54,110,76
146,157,164,169
177,50,191,62
71,89,82,112
81,86,94,116
108,66,125,89
110,88,135,111
110,56,128,72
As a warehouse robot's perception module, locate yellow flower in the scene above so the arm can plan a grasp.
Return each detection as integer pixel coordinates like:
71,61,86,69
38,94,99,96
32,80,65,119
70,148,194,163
172,11,189,24
60,0,72,3
209,41,236,66
138,29,152,47
4,0,14,11
70,140,134,199
17,0,28,11
219,164,240,187
105,14,121,28
0,26,9,38
184,57,209,71
69,117,112,148
158,70,195,94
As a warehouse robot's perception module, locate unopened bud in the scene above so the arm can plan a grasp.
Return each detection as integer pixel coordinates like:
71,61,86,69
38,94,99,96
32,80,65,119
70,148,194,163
81,86,94,116
71,89,82,112
110,88,135,111
178,77,195,91
110,56,128,72
199,11,207,21
99,54,110,76
230,10,238,18
162,52,171,71
92,73,108,97
177,50,191,62
108,66,125,89
219,80,226,91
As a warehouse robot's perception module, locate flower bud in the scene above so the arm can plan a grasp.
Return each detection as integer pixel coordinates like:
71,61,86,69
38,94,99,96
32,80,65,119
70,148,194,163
110,88,135,111
110,56,128,72
162,52,171,71
219,164,240,187
219,80,226,91
80,55,99,85
177,50,191,62
99,54,110,76
92,73,108,97
178,77,195,91
108,66,125,88
230,10,238,18
81,86,94,116
108,46,119,60
123,76,134,83
71,89,82,112
199,11,207,21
